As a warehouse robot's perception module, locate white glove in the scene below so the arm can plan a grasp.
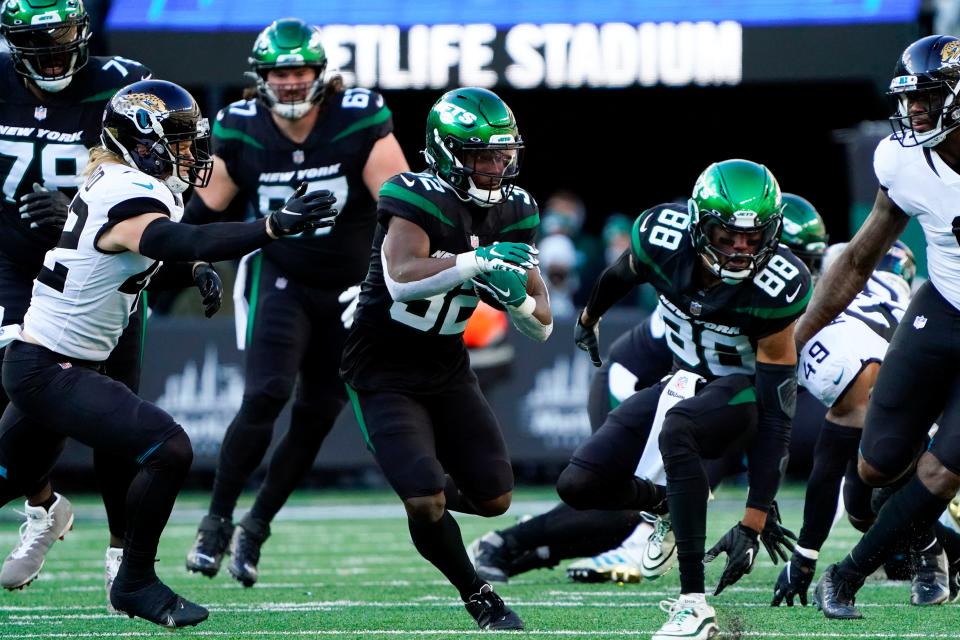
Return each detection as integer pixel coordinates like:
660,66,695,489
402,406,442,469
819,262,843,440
338,284,362,329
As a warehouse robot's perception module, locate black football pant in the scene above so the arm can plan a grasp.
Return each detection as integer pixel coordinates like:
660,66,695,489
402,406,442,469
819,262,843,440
209,255,347,525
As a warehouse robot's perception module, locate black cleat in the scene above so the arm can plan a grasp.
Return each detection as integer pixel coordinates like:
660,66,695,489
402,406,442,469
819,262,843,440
883,552,912,581
814,564,864,620
186,515,233,578
467,532,512,583
910,544,949,606
465,584,524,630
228,513,270,588
110,578,208,628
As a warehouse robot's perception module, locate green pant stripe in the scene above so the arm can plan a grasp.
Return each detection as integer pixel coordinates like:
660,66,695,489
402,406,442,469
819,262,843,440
344,383,375,453
245,253,263,348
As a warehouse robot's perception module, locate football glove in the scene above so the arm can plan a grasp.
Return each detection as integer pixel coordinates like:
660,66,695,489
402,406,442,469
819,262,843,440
771,551,816,607
20,182,70,230
761,500,798,564
574,315,602,367
473,242,538,275
338,284,361,329
267,182,338,237
704,523,760,595
473,270,528,308
192,262,222,318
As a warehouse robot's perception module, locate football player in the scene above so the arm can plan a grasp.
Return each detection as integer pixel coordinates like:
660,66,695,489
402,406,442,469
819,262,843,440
563,159,807,640
340,87,551,630
183,18,409,587
0,79,337,627
798,34,960,620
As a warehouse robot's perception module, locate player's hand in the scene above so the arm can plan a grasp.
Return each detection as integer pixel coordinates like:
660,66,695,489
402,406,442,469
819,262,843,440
338,284,361,329
574,314,602,367
704,523,760,595
761,500,798,564
267,182,338,237
192,262,222,318
473,270,528,308
473,242,538,275
771,551,816,606
19,182,70,231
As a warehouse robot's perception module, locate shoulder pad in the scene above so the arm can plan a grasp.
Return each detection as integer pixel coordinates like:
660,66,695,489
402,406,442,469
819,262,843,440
338,88,388,116
747,248,813,317
379,172,456,227
89,56,151,90
873,134,903,191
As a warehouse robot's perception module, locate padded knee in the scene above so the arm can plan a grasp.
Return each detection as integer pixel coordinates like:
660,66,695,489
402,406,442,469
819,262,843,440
659,414,699,461
473,492,512,517
404,493,445,523
238,393,287,425
847,513,874,533
142,429,193,475
556,463,603,510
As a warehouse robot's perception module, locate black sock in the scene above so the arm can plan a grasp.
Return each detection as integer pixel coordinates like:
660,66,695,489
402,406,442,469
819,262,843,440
664,455,709,594
34,492,57,511
797,420,862,551
443,475,480,515
115,547,158,591
501,503,641,558
408,510,484,601
935,521,960,565
839,475,951,582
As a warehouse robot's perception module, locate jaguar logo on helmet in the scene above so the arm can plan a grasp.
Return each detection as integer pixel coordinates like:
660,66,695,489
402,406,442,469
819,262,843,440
942,40,960,65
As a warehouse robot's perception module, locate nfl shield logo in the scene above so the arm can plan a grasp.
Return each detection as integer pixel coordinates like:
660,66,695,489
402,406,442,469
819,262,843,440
292,149,305,164
470,235,479,249
689,300,702,316
34,106,47,121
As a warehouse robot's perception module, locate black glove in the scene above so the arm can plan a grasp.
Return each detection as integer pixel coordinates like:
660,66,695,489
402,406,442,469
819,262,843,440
574,315,602,367
192,262,222,318
19,182,70,230
770,551,816,606
266,182,338,237
761,500,798,564
704,523,760,595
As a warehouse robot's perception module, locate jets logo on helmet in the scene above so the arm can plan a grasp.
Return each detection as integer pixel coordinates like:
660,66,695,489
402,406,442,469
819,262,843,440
0,0,91,92
780,193,828,279
888,35,960,147
101,80,213,194
247,18,327,120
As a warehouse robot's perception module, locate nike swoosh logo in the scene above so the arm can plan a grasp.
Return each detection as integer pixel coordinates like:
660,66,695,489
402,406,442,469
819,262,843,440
832,369,844,385
639,214,651,233
746,548,754,566
785,283,802,303
131,181,154,190
280,208,301,216
489,283,511,298
400,174,416,187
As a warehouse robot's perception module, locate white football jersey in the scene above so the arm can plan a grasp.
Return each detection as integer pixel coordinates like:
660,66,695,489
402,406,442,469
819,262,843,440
874,134,960,309
22,162,181,361
799,274,909,406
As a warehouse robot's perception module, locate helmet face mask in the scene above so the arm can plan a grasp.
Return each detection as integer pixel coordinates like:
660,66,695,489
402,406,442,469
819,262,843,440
688,159,784,284
424,87,523,207
101,80,213,194
888,35,960,148
248,18,327,120
1,0,91,92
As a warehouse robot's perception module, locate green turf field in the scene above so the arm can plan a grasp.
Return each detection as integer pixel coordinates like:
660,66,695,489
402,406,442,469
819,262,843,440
0,484,955,639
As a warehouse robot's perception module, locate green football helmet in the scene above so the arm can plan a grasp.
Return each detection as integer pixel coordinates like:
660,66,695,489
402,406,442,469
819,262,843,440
248,18,326,120
780,193,828,278
0,0,91,92
424,87,523,207
688,159,784,283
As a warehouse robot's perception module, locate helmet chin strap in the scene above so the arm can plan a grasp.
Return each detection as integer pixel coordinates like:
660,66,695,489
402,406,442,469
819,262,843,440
34,76,72,93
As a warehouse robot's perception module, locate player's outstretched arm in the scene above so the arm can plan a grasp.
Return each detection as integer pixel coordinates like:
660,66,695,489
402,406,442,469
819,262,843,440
575,249,643,366
795,188,908,347
181,155,241,224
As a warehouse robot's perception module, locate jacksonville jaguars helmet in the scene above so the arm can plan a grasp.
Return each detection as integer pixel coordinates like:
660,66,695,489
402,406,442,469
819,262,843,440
876,239,916,291
248,18,326,120
424,87,523,207
780,193,828,278
101,80,213,194
889,35,960,147
688,159,784,284
0,0,91,92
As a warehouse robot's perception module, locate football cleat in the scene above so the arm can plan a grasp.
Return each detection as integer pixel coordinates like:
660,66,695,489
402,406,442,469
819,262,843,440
566,519,654,584
464,583,524,630
1,493,73,590
910,544,949,606
814,564,863,619
949,559,960,603
110,577,208,628
104,547,123,614
642,514,677,580
467,531,511,583
186,514,233,577
652,595,718,640
228,513,270,588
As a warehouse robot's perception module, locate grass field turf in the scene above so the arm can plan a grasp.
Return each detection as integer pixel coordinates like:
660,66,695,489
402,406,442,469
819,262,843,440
0,484,957,639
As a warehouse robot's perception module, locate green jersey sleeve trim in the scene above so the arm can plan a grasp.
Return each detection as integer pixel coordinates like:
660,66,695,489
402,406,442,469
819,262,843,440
212,121,266,150
81,88,120,103
630,215,672,285
380,181,454,227
732,284,812,319
331,106,392,142
728,386,757,405
500,212,540,234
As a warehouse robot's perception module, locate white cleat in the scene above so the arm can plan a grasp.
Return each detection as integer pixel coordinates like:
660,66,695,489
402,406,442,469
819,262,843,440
652,595,719,640
104,547,123,614
567,519,654,584
641,515,677,580
0,493,74,590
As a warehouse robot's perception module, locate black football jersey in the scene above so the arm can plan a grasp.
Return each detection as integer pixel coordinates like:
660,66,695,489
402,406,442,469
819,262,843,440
340,171,539,392
630,203,812,380
0,53,150,276
212,88,393,288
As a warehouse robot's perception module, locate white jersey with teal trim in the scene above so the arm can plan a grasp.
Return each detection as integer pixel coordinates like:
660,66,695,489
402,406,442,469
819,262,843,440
874,134,960,309
22,162,179,361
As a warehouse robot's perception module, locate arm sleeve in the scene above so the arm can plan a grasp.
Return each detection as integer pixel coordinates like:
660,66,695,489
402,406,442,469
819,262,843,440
584,249,642,320
146,262,197,291
138,217,271,263
746,361,796,512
